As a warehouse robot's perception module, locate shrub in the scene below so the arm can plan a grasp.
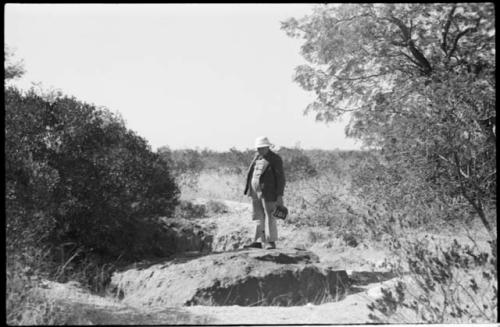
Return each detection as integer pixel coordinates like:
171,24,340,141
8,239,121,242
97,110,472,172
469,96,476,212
367,237,497,323
277,147,317,182
158,147,205,175
283,172,362,233
347,140,497,324
5,80,184,316
5,88,178,264
5,51,181,322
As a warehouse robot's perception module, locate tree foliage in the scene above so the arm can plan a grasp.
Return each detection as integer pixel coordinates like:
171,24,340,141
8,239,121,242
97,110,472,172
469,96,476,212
4,45,25,81
5,85,180,262
282,3,496,237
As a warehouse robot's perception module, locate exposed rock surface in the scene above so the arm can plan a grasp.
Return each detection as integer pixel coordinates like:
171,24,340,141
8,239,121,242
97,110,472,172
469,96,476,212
110,248,350,308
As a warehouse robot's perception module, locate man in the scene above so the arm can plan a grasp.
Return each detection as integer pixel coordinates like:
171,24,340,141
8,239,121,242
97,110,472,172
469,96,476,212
243,136,286,250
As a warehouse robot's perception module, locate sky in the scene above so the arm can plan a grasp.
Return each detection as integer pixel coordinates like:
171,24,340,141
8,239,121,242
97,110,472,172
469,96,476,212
5,4,361,152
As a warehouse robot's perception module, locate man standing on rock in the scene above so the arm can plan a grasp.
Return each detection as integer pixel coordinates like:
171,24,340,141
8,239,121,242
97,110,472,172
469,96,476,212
243,136,286,250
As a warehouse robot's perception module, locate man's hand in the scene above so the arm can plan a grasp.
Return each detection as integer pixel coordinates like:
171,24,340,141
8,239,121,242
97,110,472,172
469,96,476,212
276,195,284,207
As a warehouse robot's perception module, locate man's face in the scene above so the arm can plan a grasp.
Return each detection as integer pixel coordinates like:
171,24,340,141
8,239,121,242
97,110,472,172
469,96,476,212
257,147,269,156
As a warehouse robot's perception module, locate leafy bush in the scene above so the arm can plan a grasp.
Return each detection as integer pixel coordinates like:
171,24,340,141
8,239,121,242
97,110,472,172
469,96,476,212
157,147,205,175
367,237,497,323
284,172,361,229
5,86,180,263
4,79,183,318
4,72,183,326
350,157,498,323
277,147,317,182
160,146,323,183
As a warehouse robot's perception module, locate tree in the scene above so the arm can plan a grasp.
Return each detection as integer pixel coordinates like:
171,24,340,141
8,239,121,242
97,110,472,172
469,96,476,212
5,45,25,81
282,3,495,239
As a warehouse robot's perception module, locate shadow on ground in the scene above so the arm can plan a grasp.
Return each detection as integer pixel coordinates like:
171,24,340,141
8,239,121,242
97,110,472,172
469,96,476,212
346,270,397,297
349,271,396,285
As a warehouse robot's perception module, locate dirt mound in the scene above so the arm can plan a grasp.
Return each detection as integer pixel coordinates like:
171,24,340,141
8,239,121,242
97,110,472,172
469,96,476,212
110,248,350,308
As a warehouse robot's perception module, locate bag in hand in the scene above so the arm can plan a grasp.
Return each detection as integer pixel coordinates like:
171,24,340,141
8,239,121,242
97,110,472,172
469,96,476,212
272,205,288,220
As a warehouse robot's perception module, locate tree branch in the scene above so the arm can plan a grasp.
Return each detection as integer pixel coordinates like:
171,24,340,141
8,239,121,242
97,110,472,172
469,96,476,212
452,275,493,321
395,67,417,77
453,152,495,241
398,50,423,68
407,40,433,75
391,40,408,47
481,170,496,184
388,15,412,39
441,4,457,55
388,15,432,75
447,17,481,59
332,13,373,26
335,72,390,81
328,104,364,112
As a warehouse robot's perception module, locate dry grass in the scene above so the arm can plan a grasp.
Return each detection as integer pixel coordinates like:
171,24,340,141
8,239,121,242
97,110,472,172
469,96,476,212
177,170,247,203
6,261,79,325
6,246,120,325
179,169,359,223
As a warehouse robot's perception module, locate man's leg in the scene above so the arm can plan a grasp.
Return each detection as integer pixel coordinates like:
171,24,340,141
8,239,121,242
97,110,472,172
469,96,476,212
252,197,266,243
263,200,278,243
255,220,266,243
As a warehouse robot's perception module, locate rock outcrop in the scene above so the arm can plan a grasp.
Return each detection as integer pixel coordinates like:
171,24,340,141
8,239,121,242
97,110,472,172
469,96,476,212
110,248,350,308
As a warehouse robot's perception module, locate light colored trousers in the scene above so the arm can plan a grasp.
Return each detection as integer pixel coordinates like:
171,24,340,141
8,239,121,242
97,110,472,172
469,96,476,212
252,197,278,243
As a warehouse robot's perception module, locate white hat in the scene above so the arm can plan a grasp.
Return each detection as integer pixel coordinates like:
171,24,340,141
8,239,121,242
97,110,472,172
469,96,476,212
255,136,273,148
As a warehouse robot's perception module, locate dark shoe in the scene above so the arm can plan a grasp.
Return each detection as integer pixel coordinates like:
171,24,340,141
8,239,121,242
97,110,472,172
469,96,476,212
265,242,276,250
243,242,262,249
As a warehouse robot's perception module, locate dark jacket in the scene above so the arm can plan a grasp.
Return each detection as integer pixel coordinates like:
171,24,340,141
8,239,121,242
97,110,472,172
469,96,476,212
243,150,285,201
